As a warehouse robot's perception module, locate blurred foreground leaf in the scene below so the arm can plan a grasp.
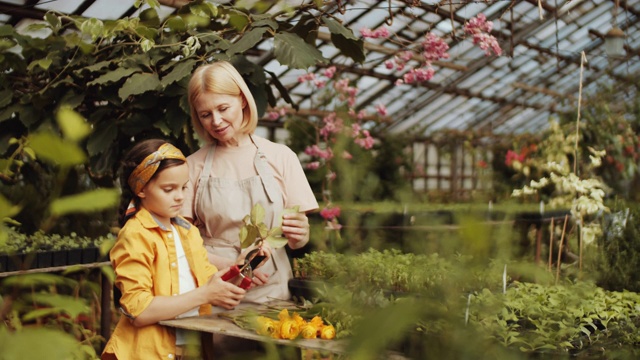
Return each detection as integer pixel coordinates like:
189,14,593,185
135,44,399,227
0,327,83,360
50,188,119,216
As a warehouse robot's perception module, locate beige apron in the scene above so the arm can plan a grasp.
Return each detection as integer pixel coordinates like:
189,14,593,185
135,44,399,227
193,137,291,305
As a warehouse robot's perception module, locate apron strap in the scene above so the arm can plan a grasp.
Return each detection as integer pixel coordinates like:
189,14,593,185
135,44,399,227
194,143,217,224
253,148,280,204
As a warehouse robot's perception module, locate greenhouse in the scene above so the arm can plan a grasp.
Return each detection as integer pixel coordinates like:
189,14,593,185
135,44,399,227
1,0,639,358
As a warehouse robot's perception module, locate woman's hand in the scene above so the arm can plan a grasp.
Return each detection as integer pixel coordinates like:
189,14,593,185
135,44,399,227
282,212,310,249
206,267,246,309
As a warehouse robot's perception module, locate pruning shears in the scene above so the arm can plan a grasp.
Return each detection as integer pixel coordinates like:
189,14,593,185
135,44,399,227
220,247,267,289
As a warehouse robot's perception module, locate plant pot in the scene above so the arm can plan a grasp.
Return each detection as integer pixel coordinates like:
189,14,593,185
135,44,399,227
67,249,82,265
0,254,8,273
82,247,99,264
7,254,25,272
288,278,322,302
37,251,53,268
52,250,67,267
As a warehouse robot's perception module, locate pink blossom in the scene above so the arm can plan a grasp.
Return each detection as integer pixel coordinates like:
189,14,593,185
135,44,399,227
360,27,373,38
354,130,375,149
320,206,341,220
297,73,315,83
384,60,394,69
306,161,320,170
401,67,435,84
326,171,337,181
464,13,502,56
357,110,367,120
323,66,336,79
375,104,387,116
266,111,280,120
304,145,334,160
351,123,361,136
313,79,327,88
360,27,389,39
422,33,450,63
342,151,353,160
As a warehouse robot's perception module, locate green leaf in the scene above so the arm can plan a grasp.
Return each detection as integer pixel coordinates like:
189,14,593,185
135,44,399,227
253,18,278,30
0,327,82,360
86,120,117,157
322,17,357,40
87,67,140,86
56,105,91,142
28,132,87,166
241,226,259,249
278,206,300,227
257,222,269,239
347,299,425,359
22,308,61,322
44,12,61,31
161,59,196,87
0,38,17,52
27,58,53,71
273,32,326,69
166,16,187,33
330,33,365,64
266,235,287,249
0,25,13,37
2,273,74,287
226,27,268,56
0,89,11,108
250,203,266,225
118,72,161,101
50,188,119,216
80,18,105,41
27,293,89,319
140,8,160,27
0,193,20,220
267,226,283,237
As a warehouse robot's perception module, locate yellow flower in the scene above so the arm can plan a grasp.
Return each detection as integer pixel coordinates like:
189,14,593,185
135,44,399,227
255,316,277,337
280,319,301,340
300,324,318,339
292,312,306,328
309,315,324,329
278,308,291,322
320,324,336,340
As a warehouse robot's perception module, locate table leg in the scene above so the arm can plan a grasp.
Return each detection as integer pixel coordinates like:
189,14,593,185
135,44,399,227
201,332,214,360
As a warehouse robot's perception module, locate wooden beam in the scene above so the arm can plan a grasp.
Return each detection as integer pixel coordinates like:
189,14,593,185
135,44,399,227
512,82,575,101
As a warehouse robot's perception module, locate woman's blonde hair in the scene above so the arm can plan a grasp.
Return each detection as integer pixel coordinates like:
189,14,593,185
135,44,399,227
187,61,259,143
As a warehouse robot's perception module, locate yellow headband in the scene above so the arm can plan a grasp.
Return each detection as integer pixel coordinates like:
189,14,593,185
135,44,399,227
127,143,186,194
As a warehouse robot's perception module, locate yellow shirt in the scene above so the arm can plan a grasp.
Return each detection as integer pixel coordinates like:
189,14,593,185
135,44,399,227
102,208,217,360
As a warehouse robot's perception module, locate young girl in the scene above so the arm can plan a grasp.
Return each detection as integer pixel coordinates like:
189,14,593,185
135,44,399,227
102,139,246,360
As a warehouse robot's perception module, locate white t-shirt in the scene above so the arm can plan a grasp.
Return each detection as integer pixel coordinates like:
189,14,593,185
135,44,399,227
172,225,199,346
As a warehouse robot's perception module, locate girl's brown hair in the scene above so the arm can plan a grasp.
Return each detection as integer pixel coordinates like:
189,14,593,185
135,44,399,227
117,139,185,226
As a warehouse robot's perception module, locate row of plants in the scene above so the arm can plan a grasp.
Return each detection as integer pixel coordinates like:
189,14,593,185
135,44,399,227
288,249,640,358
0,228,114,272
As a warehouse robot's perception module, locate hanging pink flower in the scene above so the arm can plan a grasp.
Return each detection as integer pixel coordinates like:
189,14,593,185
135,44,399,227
306,161,320,170
375,104,388,116
422,33,450,63
464,13,502,56
323,66,336,79
320,206,341,220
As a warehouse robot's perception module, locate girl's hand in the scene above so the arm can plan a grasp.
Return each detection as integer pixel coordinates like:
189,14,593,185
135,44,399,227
207,267,246,309
250,270,270,287
282,212,310,249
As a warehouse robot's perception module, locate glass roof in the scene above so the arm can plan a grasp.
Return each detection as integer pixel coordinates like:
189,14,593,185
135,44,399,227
1,0,638,136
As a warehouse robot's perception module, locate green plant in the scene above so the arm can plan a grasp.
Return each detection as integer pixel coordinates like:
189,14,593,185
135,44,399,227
238,203,299,250
0,0,365,235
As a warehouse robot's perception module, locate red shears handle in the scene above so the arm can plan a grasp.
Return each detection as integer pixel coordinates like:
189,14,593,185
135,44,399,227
221,265,252,289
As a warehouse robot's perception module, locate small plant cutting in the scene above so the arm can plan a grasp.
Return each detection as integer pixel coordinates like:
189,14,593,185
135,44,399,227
221,203,299,288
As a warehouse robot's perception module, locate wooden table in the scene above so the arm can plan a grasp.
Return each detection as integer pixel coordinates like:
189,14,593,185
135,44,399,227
159,301,347,357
